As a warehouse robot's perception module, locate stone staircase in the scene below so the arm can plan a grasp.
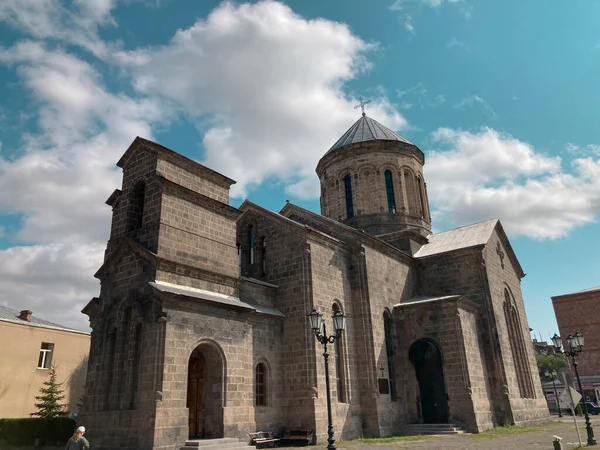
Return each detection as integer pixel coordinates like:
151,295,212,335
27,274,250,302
181,438,249,450
402,423,467,435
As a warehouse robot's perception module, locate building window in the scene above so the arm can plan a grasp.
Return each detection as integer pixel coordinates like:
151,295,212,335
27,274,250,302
38,343,54,369
249,225,255,265
130,181,145,231
384,170,396,213
383,311,397,400
261,237,267,276
255,363,267,406
344,175,354,219
332,303,347,403
504,289,535,399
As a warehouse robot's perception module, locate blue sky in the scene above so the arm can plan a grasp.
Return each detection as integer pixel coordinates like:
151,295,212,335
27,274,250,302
0,0,599,333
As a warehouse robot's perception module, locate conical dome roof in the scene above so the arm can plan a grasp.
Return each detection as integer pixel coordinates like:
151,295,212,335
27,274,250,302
327,114,413,153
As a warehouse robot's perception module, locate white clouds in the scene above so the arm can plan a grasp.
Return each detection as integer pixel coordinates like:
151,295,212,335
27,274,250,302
0,40,167,328
389,0,469,34
426,127,600,239
397,82,445,109
454,94,497,119
565,142,600,157
123,0,406,198
446,37,465,48
0,0,117,58
0,243,102,330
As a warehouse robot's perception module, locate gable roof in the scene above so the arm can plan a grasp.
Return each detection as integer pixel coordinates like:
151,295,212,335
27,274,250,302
327,114,413,154
0,304,89,335
413,219,498,258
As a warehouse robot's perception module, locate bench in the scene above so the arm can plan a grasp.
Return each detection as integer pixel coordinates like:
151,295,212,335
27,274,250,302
280,428,314,446
248,431,280,448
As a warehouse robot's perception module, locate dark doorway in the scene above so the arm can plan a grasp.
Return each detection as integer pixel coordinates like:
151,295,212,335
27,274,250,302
186,342,225,439
187,353,205,437
409,339,449,424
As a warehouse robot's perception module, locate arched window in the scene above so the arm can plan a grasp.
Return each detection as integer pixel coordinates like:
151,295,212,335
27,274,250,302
130,181,145,230
255,363,267,406
249,225,255,265
332,303,347,403
504,289,535,398
344,175,354,219
261,237,267,276
383,310,397,400
129,323,142,409
117,306,132,408
384,170,396,213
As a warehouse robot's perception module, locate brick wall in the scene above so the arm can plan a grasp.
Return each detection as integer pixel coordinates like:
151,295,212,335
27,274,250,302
553,289,600,377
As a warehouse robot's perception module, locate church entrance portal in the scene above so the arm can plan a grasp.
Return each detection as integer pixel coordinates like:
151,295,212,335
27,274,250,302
187,343,225,439
409,339,449,424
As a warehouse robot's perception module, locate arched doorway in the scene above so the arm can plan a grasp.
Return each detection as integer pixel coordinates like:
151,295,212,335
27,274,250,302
409,339,449,424
187,342,225,439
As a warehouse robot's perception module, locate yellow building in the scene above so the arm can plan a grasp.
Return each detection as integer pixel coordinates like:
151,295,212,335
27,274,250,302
0,306,90,418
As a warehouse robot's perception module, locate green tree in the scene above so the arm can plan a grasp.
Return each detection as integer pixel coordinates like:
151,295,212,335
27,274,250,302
535,353,567,377
30,366,68,418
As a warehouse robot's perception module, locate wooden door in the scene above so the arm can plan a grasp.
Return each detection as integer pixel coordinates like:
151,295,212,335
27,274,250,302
187,356,205,437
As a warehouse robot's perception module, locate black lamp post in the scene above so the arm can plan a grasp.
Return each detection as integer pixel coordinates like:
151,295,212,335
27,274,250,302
308,307,347,450
552,332,596,445
544,369,563,418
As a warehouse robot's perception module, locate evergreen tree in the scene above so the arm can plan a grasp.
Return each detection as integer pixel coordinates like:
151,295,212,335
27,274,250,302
30,366,68,418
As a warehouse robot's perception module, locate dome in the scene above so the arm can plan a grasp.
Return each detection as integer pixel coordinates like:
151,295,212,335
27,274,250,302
327,114,413,153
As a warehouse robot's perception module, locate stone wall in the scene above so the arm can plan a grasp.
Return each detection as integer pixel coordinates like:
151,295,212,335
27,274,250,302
483,232,549,425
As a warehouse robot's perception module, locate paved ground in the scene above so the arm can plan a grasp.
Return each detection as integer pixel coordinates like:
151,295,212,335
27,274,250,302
331,416,600,450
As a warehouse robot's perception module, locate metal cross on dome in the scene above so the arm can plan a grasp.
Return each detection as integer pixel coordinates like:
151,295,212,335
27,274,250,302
354,96,371,116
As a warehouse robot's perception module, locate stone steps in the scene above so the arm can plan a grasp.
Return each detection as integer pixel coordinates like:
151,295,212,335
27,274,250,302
181,438,249,450
402,423,467,435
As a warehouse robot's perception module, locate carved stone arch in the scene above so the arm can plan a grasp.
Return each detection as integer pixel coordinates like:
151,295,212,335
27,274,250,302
401,166,420,216
188,338,228,407
502,286,535,399
416,174,428,220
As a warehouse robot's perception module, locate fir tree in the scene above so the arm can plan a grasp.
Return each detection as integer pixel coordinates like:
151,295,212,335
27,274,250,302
30,366,68,418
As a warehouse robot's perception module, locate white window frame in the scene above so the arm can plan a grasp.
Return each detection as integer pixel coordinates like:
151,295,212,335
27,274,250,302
38,342,54,369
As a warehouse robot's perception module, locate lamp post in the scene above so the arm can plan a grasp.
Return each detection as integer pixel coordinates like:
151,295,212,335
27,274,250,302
552,332,596,445
308,307,347,450
544,369,562,418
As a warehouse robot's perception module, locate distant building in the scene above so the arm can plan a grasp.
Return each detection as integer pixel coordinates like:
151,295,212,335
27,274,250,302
552,286,600,403
0,306,90,418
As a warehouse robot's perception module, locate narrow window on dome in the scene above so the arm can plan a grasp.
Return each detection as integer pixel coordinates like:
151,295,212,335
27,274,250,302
344,175,354,219
384,170,396,213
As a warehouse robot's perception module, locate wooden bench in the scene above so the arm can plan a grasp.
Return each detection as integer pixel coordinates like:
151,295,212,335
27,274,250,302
248,431,280,448
280,428,314,446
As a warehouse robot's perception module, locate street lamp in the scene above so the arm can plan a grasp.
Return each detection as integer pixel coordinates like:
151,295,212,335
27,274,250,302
308,307,347,450
552,332,596,445
544,369,562,418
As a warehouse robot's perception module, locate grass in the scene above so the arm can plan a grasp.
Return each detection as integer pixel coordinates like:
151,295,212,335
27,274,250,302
355,434,433,444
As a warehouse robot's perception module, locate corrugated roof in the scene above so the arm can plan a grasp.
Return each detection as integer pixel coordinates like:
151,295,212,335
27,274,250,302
0,304,88,334
327,114,413,153
414,219,498,258
149,281,285,317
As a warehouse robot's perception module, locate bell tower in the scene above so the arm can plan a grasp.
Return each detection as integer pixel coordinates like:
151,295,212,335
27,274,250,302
316,109,431,252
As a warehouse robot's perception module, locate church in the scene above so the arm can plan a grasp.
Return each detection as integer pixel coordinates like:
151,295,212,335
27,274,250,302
80,111,548,450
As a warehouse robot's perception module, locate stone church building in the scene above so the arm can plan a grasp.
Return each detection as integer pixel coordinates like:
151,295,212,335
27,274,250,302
80,113,548,449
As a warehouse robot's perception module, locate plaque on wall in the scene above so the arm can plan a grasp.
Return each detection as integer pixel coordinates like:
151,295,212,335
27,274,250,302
378,378,390,394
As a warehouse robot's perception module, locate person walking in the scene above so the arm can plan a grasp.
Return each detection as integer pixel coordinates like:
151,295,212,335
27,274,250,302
65,426,90,450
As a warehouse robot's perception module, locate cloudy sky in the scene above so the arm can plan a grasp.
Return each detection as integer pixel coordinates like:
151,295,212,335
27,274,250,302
0,0,599,335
